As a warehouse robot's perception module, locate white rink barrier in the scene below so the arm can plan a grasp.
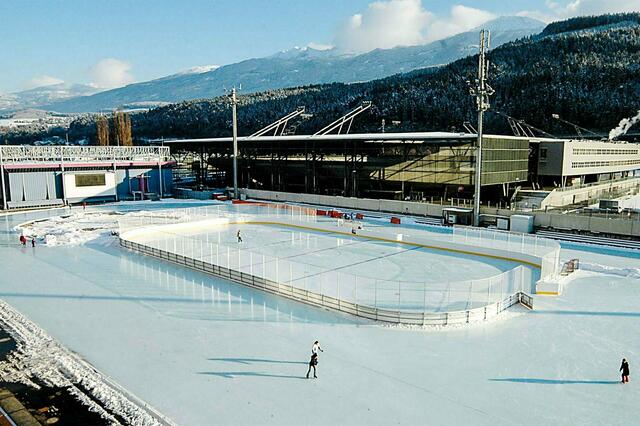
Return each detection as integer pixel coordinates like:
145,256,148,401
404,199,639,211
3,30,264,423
119,238,533,326
118,205,545,325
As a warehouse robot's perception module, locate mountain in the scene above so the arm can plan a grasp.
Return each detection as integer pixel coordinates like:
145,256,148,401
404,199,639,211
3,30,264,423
41,16,544,113
6,13,640,145
0,83,99,113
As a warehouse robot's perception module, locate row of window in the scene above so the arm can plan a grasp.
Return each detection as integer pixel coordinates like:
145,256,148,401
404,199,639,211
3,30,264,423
571,159,640,168
572,148,639,155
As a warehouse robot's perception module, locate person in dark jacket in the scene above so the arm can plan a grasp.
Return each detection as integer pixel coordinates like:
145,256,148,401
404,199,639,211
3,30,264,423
306,353,318,379
620,359,630,383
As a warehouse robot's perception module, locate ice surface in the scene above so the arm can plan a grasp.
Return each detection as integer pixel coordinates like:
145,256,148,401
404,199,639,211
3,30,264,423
0,201,638,425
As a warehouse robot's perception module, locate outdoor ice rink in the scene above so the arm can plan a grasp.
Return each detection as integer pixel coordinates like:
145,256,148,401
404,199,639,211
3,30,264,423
1,200,639,425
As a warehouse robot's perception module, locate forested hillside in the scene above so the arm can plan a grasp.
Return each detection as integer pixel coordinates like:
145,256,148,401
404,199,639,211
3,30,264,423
5,13,640,144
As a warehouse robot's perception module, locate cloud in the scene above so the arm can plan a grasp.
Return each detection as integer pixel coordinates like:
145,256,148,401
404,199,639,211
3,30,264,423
333,0,495,53
425,5,496,43
89,58,134,89
334,0,432,53
519,0,640,22
307,42,334,51
24,75,64,90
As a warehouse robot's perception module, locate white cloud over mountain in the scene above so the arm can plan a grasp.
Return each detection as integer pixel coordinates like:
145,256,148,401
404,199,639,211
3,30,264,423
333,0,496,53
332,0,640,54
89,58,135,89
333,0,432,53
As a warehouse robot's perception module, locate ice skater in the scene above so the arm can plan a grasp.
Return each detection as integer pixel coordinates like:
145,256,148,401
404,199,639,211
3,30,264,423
306,353,318,379
306,340,324,379
19,235,26,246
31,238,36,248
237,230,242,243
621,358,630,383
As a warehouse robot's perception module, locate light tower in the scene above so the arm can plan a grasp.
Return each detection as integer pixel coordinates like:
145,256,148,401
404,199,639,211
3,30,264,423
469,30,495,227
231,87,239,199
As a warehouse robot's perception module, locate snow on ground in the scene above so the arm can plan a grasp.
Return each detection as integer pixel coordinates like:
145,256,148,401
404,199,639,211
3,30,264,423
0,299,174,425
12,200,217,246
617,193,640,210
0,201,639,425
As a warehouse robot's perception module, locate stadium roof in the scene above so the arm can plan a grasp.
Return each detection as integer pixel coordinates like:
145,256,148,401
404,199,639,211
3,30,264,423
161,132,478,144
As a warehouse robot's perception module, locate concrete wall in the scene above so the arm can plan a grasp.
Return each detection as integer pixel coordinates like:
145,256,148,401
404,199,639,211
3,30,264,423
63,172,117,200
541,178,639,208
242,188,447,217
480,206,640,237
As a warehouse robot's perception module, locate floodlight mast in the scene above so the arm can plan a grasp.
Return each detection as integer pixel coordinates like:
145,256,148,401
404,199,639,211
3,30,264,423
469,30,495,227
231,87,239,199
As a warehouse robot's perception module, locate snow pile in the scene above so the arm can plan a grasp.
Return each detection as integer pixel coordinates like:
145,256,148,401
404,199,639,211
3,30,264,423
0,299,175,425
13,210,192,247
579,262,640,279
617,193,640,211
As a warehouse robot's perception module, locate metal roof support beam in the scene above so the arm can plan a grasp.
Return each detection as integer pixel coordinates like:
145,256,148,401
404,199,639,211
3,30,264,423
248,106,306,138
313,101,372,136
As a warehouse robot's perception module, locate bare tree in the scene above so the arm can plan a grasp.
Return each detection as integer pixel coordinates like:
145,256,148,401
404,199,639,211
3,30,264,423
96,115,110,146
113,111,133,146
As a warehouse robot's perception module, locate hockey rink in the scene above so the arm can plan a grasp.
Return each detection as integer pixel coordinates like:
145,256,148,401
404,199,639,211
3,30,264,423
0,201,638,425
134,216,531,313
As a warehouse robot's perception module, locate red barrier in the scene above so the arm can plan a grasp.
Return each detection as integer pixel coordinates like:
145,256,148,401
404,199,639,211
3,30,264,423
355,213,364,220
316,209,327,216
390,217,401,224
330,211,342,218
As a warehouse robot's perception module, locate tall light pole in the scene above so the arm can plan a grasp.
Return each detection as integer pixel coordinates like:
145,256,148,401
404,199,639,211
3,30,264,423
231,87,239,199
469,30,494,227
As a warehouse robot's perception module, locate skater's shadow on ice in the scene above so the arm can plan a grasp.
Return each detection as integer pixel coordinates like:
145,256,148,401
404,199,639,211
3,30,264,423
198,371,306,380
208,357,307,365
490,378,620,385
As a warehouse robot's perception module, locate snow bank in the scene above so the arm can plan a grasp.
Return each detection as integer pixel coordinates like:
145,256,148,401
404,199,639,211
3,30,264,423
0,299,176,425
579,262,640,279
13,210,193,247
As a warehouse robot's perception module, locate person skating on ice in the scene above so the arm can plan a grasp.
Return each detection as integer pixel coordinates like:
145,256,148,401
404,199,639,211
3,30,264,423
306,352,318,379
306,341,323,379
621,358,630,383
237,230,242,243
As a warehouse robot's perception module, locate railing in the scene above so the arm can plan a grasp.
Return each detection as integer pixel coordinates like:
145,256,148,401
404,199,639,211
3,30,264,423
450,226,560,280
118,204,539,325
0,145,170,164
553,176,639,192
120,238,532,326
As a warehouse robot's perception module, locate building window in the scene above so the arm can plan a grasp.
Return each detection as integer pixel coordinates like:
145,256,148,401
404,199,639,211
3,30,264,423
75,173,106,187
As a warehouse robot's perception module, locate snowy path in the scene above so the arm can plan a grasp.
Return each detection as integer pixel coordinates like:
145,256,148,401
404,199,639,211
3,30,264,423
0,203,638,425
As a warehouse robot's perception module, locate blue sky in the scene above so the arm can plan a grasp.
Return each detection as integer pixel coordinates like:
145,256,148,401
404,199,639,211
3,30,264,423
0,0,635,93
